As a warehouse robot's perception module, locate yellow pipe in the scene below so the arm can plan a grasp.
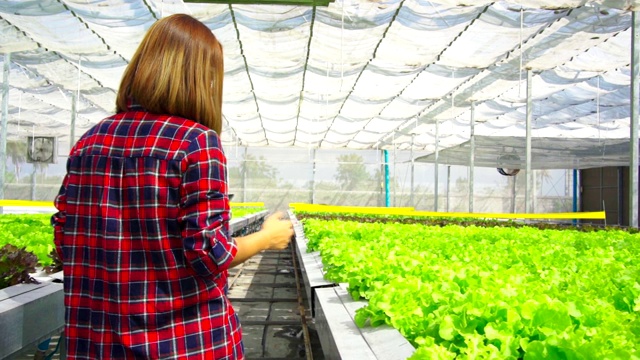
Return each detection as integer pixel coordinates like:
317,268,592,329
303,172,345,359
289,202,605,220
289,203,414,215
410,210,606,220
229,202,265,207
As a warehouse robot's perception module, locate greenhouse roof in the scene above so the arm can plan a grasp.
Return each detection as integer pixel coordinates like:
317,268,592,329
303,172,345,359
0,0,638,169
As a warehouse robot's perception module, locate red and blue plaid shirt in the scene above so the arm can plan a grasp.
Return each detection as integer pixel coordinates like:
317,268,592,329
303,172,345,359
52,105,243,359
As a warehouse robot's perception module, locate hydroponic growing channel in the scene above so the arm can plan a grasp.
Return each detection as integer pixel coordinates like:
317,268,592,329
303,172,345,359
293,210,640,359
0,205,271,359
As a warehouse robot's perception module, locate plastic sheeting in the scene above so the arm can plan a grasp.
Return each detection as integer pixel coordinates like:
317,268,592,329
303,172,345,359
0,0,637,169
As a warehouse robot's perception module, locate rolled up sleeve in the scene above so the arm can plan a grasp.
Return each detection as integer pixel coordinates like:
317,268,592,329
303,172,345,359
179,131,236,278
51,175,69,260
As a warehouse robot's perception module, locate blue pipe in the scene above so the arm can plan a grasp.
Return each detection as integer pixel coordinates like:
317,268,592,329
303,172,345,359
573,169,578,225
384,150,390,207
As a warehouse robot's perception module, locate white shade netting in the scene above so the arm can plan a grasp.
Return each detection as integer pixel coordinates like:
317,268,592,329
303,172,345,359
0,0,638,169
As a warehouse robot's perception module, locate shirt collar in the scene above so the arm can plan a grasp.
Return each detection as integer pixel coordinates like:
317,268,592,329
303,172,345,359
126,97,146,112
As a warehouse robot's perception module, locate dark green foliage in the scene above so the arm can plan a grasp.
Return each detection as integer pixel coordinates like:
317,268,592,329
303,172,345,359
0,244,39,289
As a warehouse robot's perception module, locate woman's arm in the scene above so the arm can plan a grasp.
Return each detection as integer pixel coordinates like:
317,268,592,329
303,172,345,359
230,211,293,267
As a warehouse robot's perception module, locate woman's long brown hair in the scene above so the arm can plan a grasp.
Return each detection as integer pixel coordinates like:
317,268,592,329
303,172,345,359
116,14,224,135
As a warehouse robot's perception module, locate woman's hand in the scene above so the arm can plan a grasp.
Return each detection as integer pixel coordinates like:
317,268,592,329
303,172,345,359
261,211,294,250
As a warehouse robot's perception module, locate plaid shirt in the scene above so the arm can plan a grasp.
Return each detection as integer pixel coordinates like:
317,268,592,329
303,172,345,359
52,105,243,359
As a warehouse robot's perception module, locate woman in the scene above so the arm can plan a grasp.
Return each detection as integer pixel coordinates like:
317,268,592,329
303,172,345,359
52,14,293,359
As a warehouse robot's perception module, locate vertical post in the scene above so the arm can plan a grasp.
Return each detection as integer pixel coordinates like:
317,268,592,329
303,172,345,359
469,102,475,213
618,166,624,225
393,143,397,207
242,146,247,203
384,149,390,207
629,11,639,228
573,169,578,225
379,149,384,206
446,165,451,212
70,92,77,147
410,135,415,207
30,125,35,200
511,176,517,213
434,120,439,211
0,53,10,199
30,164,36,201
532,169,537,213
310,148,316,204
525,69,533,213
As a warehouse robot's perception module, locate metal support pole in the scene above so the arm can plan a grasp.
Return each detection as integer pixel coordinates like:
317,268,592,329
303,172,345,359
469,102,475,213
379,150,384,206
511,176,517,213
0,53,10,199
393,143,397,207
384,149,390,207
525,69,533,213
532,169,537,213
310,148,316,204
573,169,578,225
410,135,414,207
434,120,439,211
618,166,624,225
629,11,639,228
446,165,451,212
242,146,247,203
70,92,77,147
30,164,36,201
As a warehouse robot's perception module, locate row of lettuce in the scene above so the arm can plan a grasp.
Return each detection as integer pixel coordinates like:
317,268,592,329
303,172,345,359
0,206,266,290
298,212,640,360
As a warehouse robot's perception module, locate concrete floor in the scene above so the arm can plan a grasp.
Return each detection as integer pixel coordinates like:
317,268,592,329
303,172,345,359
228,248,325,360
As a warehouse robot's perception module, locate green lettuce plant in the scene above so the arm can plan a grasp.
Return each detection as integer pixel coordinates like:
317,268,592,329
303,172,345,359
302,217,640,359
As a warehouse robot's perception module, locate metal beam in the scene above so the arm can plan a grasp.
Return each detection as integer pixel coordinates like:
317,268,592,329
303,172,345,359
630,11,639,228
310,148,316,204
70,92,76,147
0,53,9,200
573,169,578,225
525,69,533,213
469,102,475,213
410,135,415,207
384,149,390,207
242,146,247,202
446,166,451,212
434,120,439,211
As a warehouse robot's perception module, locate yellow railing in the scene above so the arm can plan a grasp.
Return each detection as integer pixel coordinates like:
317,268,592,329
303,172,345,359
289,203,414,215
0,200,55,207
289,202,606,220
229,202,264,207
